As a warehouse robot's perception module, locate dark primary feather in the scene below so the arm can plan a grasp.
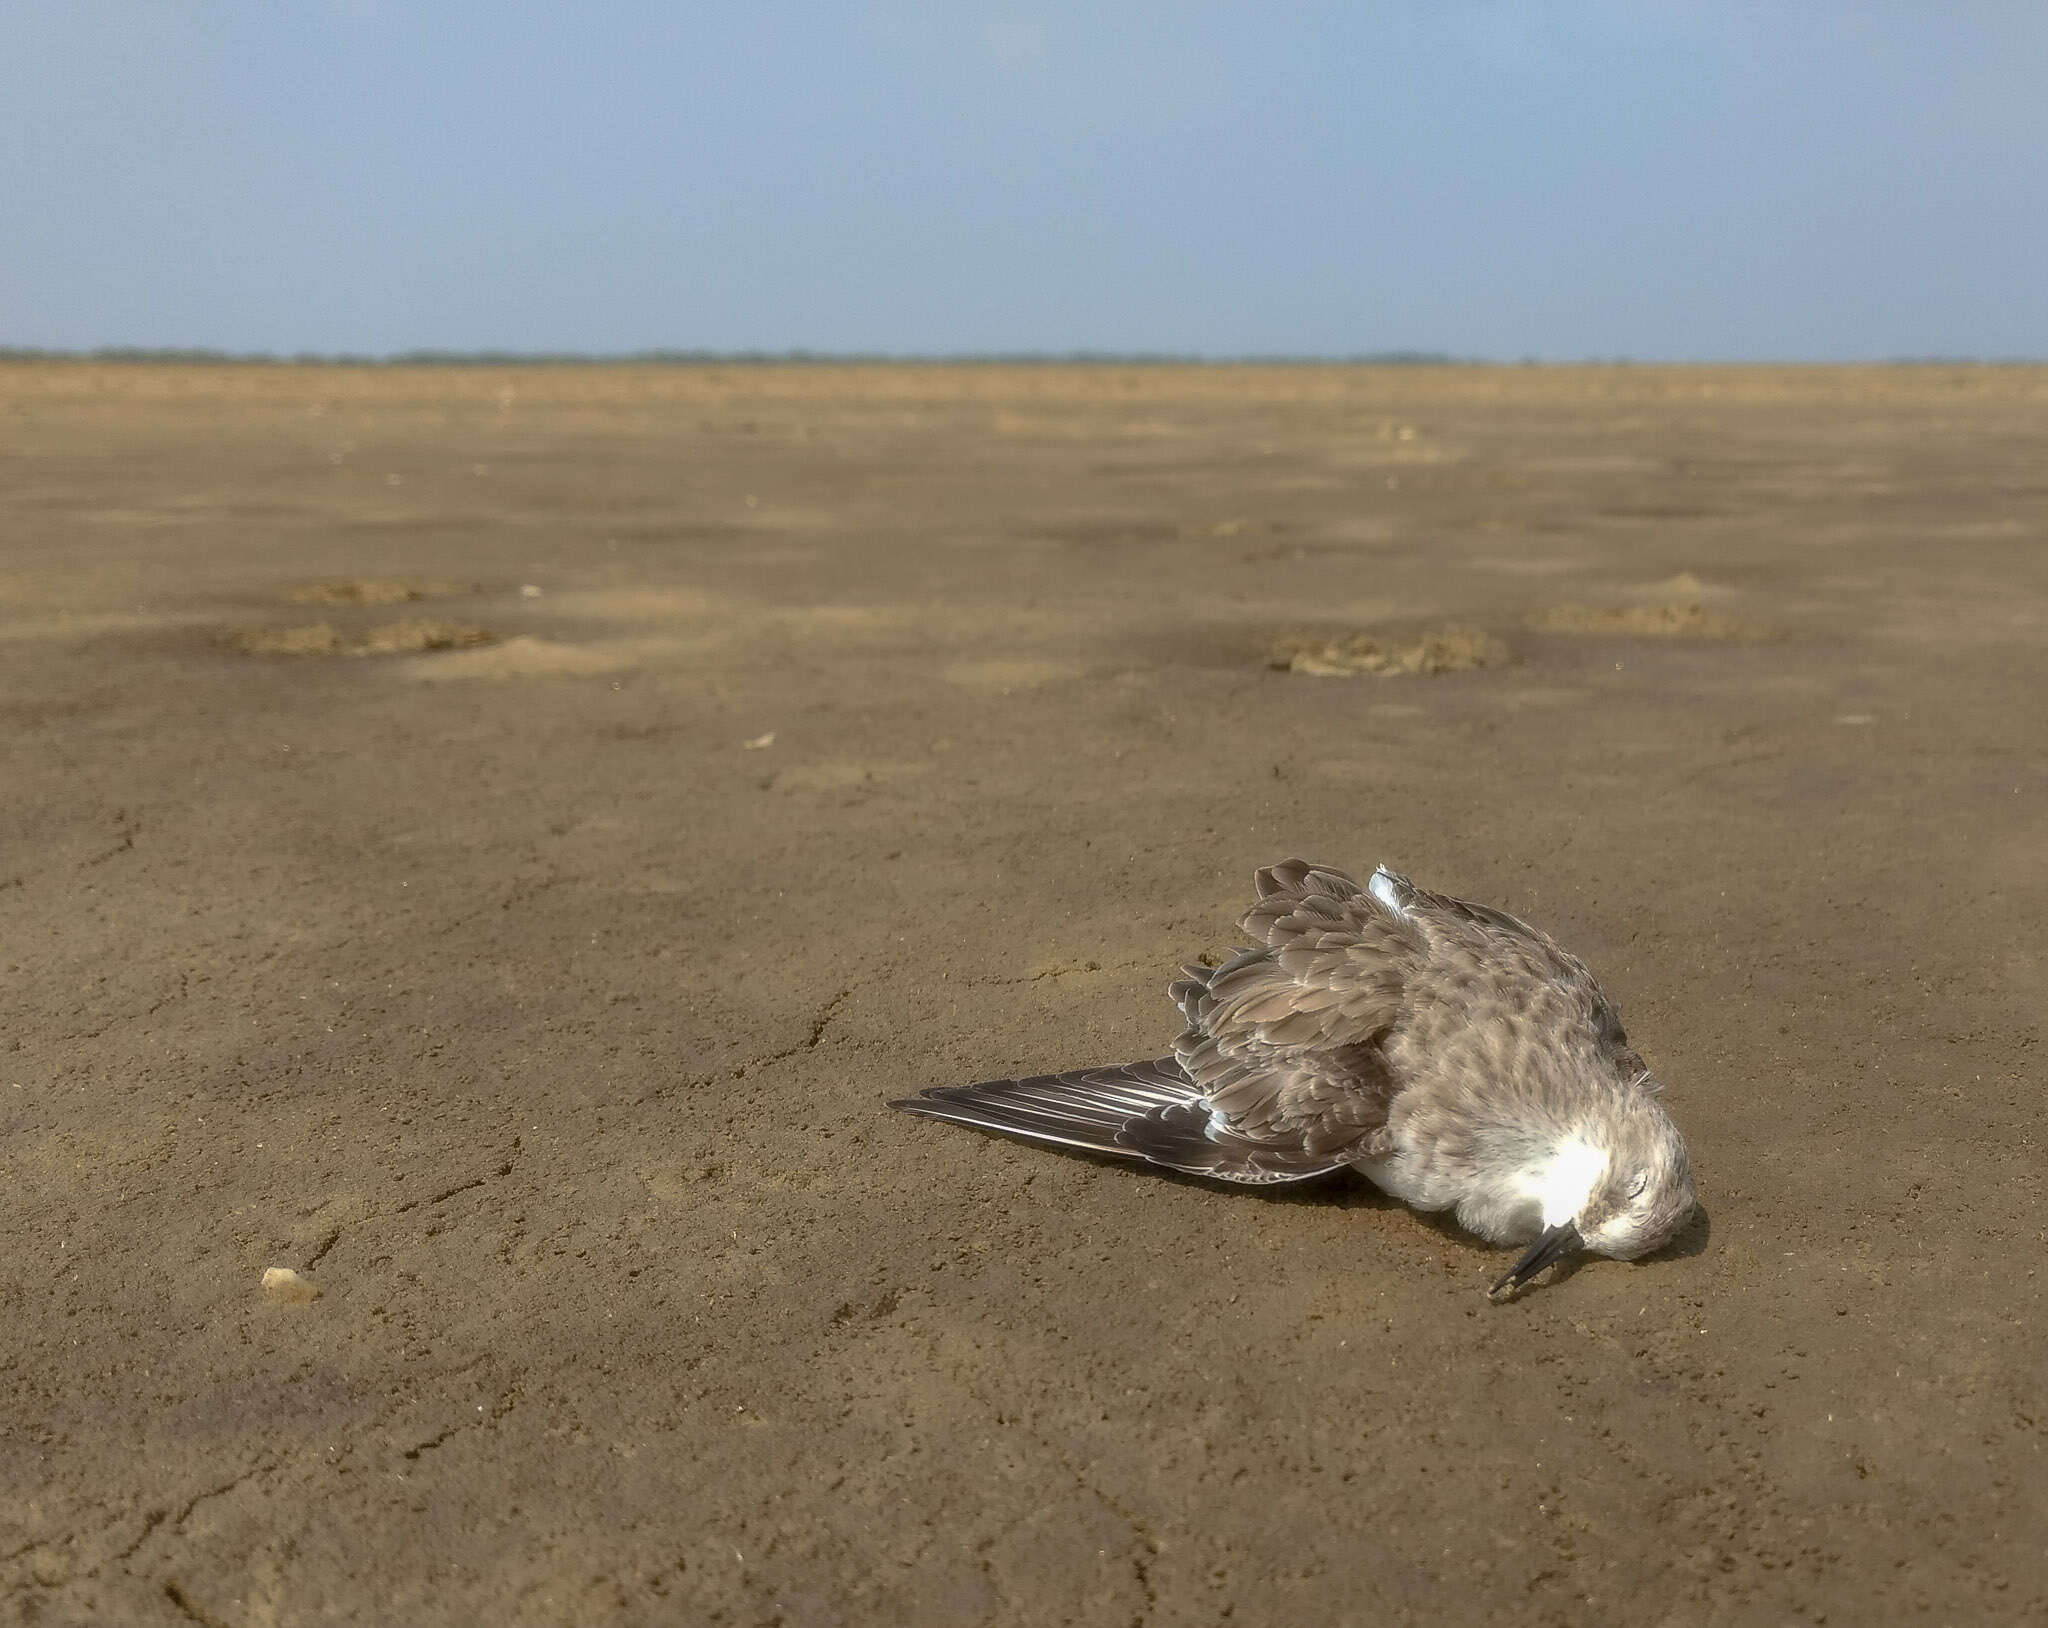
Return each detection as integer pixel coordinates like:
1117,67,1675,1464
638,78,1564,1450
891,1055,1348,1185
893,1057,1190,1158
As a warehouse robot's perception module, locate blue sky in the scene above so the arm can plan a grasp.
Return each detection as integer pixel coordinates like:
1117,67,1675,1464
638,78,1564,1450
4,3,2044,359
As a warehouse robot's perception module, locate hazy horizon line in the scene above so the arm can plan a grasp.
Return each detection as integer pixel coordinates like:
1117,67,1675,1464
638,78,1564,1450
3,346,2040,369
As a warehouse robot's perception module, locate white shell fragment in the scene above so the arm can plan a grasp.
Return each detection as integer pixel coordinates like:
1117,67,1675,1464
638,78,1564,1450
261,1266,322,1303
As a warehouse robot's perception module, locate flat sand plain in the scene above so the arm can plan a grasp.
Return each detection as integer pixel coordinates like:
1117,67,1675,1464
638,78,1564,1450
3,362,2045,1626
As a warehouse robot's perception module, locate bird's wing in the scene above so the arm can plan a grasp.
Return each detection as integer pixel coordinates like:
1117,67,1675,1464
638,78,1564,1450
892,1057,1345,1185
1157,859,1426,1163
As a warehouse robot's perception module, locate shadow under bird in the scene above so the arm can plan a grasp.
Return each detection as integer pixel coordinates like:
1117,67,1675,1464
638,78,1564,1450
893,860,1697,1299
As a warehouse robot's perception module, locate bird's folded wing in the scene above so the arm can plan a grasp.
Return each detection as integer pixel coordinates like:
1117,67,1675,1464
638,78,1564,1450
1160,859,1426,1162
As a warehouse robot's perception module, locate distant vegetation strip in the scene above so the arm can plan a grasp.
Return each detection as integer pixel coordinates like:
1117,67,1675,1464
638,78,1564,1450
0,345,1464,367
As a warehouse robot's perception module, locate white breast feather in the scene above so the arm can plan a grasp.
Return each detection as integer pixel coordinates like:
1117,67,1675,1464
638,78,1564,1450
1536,1139,1608,1228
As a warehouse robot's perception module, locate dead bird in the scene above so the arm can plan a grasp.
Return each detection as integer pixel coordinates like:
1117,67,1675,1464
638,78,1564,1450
893,859,1696,1299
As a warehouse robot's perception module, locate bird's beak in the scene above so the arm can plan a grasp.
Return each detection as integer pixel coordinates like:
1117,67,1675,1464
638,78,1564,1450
1489,1221,1584,1301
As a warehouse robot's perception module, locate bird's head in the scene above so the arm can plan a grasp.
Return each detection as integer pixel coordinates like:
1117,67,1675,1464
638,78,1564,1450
1490,1087,1696,1300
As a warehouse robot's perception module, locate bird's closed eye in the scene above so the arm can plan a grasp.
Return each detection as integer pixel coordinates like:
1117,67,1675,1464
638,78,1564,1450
1627,1174,1649,1200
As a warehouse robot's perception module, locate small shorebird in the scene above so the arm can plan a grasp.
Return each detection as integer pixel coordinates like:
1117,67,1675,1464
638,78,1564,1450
894,860,1696,1299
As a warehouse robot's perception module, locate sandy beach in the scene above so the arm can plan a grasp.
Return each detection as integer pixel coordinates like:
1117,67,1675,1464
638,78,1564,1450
4,360,2044,1625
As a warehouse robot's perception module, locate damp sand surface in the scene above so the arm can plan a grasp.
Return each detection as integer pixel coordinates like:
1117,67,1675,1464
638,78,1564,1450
4,361,2046,1626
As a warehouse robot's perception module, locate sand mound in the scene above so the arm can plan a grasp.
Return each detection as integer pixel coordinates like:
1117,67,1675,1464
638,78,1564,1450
231,619,498,656
1527,600,1760,638
398,634,647,679
1272,625,1515,678
284,577,474,606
